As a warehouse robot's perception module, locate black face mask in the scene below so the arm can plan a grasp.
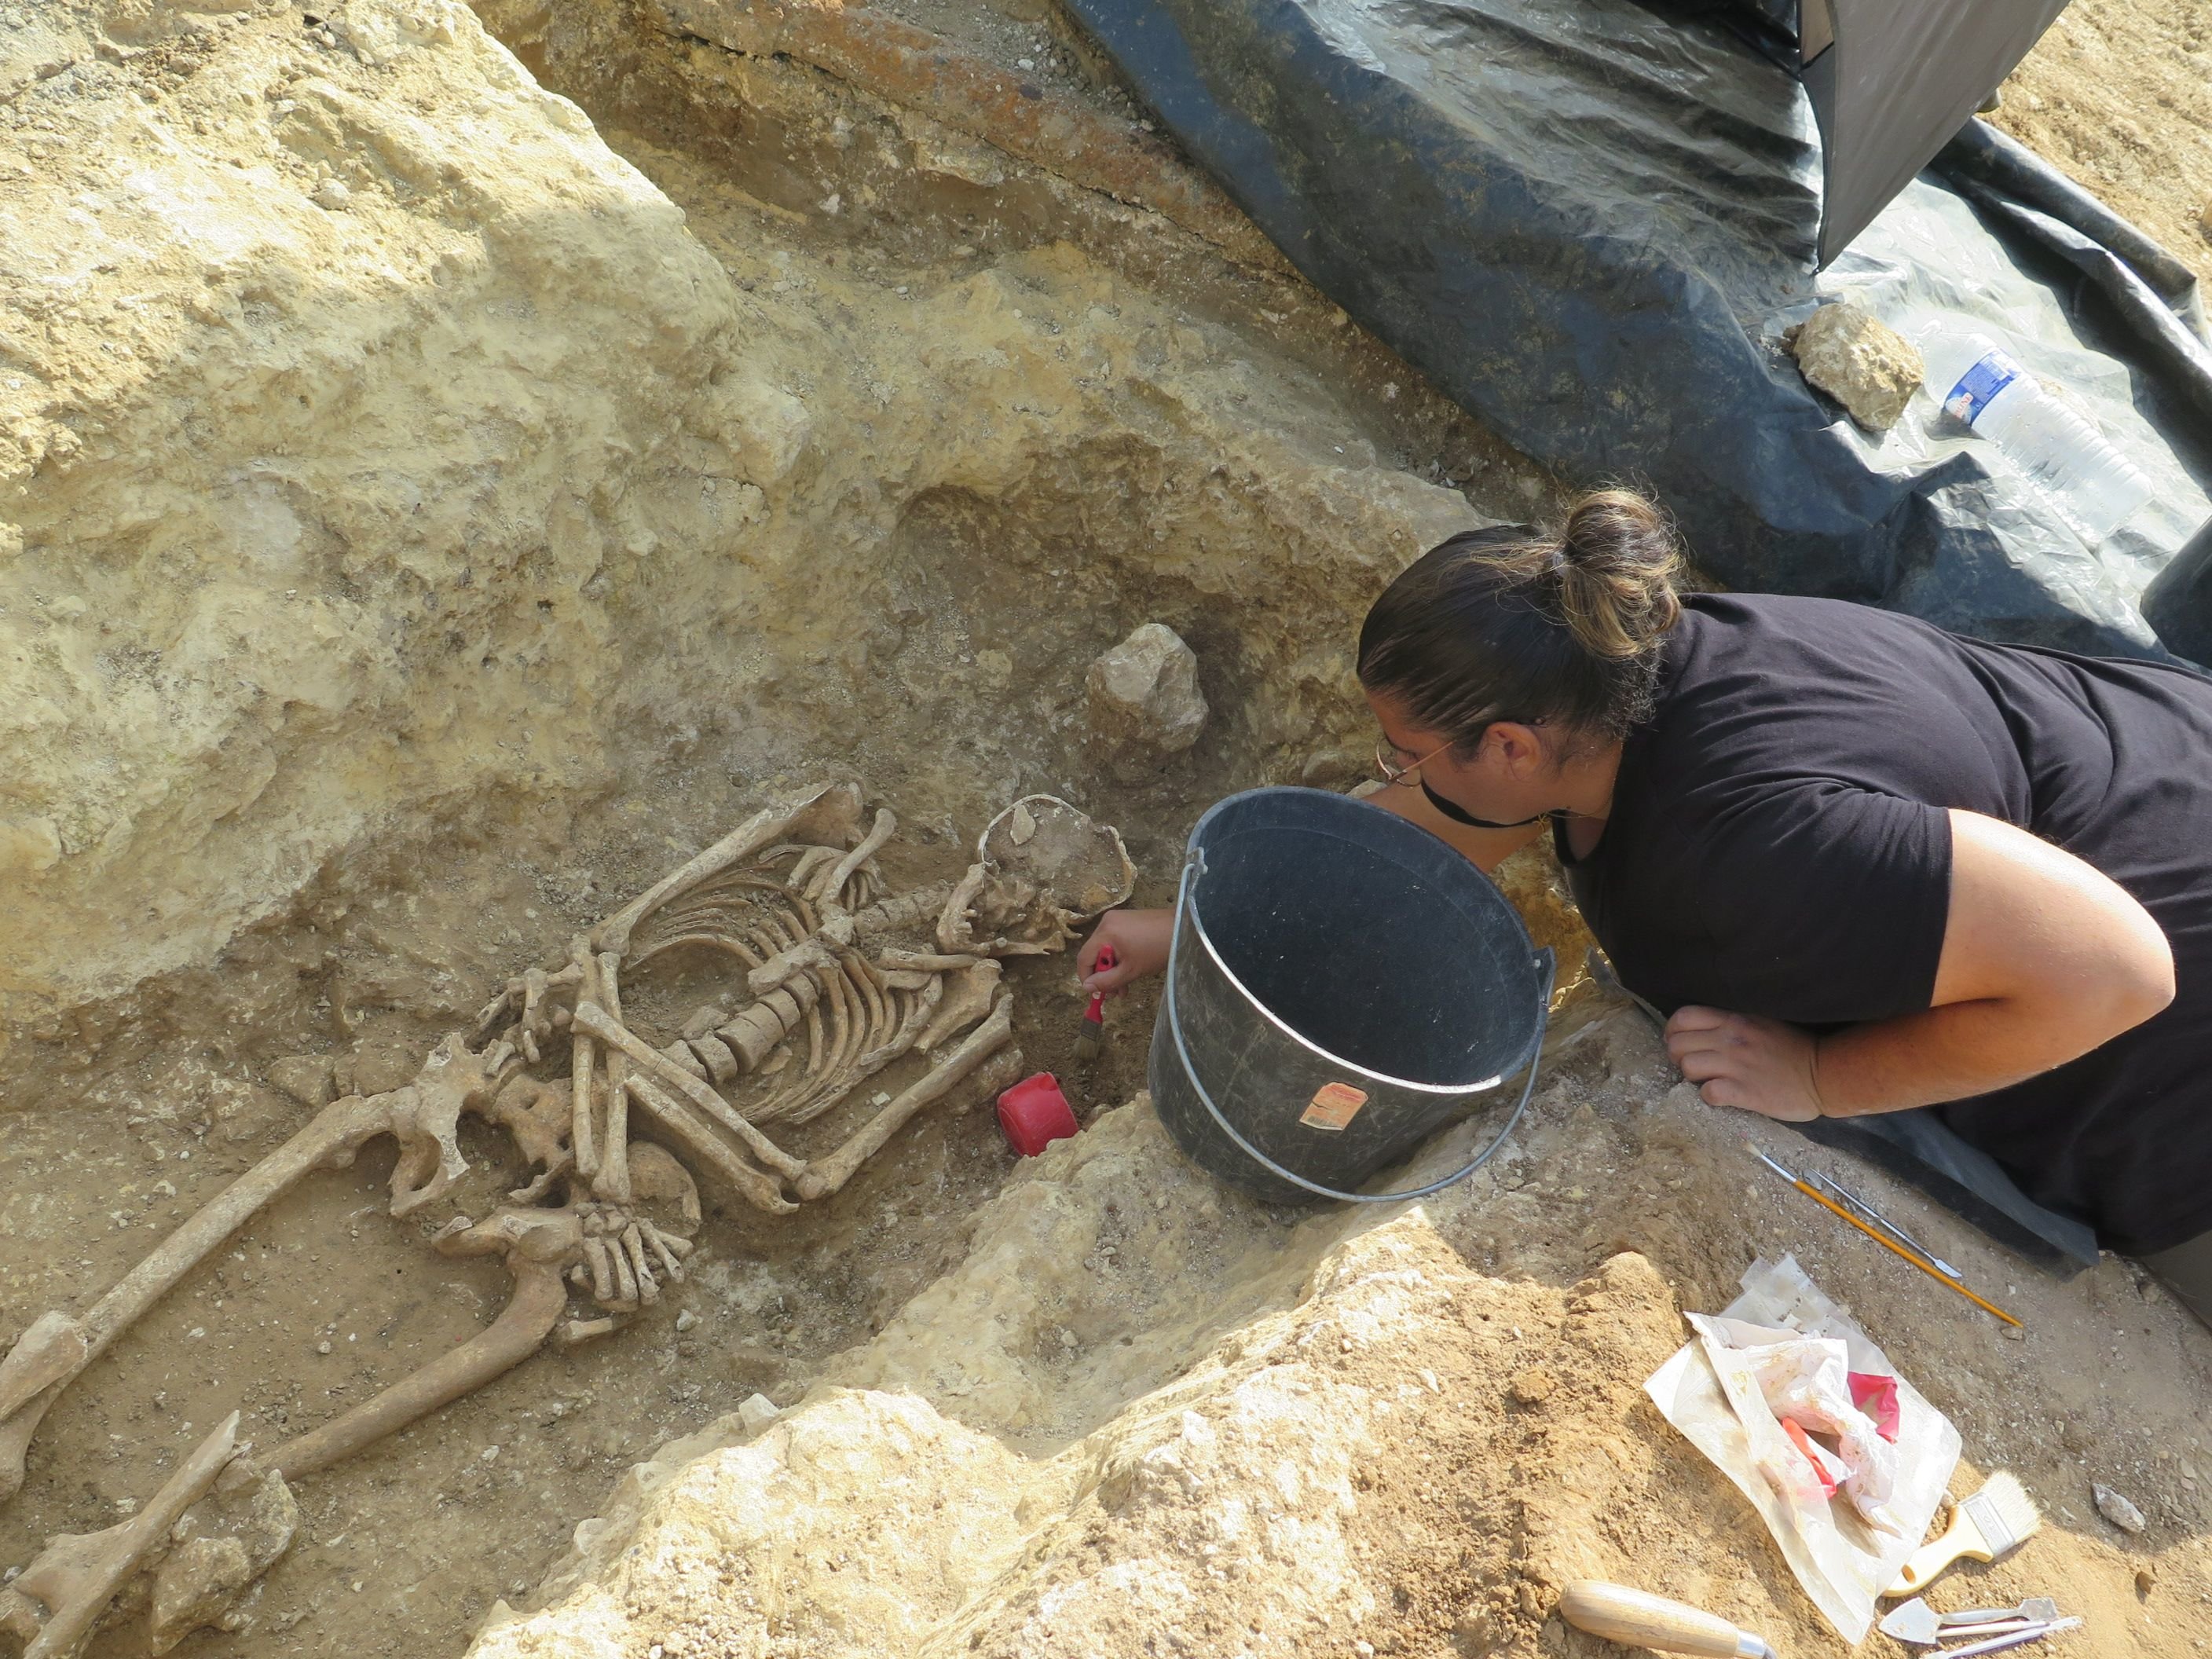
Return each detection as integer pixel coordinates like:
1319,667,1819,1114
1422,778,1550,831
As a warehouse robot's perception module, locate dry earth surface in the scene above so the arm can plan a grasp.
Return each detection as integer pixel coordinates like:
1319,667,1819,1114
1998,0,2212,292
2,1,2210,1658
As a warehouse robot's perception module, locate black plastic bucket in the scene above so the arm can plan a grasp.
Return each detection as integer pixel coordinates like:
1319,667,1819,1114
1148,787,1555,1203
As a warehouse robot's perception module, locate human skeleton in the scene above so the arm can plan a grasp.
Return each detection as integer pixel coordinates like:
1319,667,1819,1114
0,783,1132,1657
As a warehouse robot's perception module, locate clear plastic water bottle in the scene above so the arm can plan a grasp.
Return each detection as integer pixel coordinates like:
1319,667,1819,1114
1916,328,2154,542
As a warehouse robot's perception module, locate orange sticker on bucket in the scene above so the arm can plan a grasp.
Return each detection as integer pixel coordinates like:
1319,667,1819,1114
1300,1081,1369,1131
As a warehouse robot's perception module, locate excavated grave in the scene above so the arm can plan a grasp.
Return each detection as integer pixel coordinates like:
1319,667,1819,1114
2,1,2210,1657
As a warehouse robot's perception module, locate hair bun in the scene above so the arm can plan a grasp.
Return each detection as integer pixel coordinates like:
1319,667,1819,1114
1551,489,1683,661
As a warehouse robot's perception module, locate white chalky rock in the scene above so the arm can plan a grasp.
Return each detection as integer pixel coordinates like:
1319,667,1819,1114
738,1393,782,1434
2094,1481,2148,1533
1085,623,1208,777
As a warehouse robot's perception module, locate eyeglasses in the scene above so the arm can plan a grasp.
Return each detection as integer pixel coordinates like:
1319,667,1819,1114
1373,717,1545,787
1373,738,1452,787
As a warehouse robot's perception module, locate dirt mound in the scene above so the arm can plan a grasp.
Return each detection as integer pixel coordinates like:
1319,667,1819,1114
0,0,1514,1049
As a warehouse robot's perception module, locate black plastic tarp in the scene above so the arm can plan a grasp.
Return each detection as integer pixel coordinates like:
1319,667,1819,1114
1059,0,2212,661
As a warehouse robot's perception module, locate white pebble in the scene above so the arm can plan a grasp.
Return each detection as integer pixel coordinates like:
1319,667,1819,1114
2095,1482,2148,1534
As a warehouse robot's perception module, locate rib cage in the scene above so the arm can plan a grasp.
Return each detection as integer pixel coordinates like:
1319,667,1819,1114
624,845,921,1126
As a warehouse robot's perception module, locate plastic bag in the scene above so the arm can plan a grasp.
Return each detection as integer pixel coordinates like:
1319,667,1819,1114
1645,1258,1959,1642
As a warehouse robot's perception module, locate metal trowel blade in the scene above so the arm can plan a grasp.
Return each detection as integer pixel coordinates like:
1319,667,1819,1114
1880,1599,1942,1645
1942,1599,2060,1628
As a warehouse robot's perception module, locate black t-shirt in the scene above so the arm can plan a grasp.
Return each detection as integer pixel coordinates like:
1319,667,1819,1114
1559,593,2212,1255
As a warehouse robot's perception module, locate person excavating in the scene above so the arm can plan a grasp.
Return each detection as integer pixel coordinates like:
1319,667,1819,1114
1081,488,2212,1320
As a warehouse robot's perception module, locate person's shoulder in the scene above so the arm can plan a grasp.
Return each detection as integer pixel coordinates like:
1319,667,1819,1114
1670,591,1967,686
1638,593,1966,800
1680,591,1939,640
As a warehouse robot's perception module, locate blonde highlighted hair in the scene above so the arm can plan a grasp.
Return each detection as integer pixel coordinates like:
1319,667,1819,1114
1357,488,1685,745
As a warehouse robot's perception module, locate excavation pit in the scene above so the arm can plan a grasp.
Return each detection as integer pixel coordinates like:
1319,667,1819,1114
4,2,2212,1657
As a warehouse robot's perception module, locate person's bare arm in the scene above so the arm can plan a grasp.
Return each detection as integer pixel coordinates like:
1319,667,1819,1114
1666,809,2176,1120
1357,780,1547,873
1076,789,1544,996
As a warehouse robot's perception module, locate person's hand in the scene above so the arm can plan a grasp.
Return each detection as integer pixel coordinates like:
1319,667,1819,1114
1077,908,1174,995
1664,1006,1826,1122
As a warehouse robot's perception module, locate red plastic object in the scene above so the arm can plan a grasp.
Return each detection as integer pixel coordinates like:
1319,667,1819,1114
1782,1419,1841,1497
1082,945,1119,1033
1848,1372,1902,1443
998,1071,1080,1156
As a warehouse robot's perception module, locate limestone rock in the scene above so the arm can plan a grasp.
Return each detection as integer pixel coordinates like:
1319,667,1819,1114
469,1101,1696,1659
1785,302,1925,432
2095,1481,2148,1533
148,1470,299,1652
737,1392,782,1434
1085,623,1208,778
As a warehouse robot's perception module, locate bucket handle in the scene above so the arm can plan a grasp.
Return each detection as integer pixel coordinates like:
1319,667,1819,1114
1163,855,1556,1205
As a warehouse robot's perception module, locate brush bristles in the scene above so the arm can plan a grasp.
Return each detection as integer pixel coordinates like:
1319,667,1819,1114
1961,1472,2041,1556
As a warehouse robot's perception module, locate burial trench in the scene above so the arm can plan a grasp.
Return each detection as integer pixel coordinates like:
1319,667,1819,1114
14,4,2211,1657
0,1,1569,1654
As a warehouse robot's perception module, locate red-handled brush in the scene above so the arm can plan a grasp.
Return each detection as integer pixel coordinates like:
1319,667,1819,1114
1074,945,1116,1062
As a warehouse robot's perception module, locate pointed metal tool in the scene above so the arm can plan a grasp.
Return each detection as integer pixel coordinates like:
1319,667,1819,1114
1879,1597,2064,1647
1804,1170,1961,1279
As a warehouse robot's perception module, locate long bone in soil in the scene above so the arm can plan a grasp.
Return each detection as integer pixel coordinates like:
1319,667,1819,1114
0,782,1130,1656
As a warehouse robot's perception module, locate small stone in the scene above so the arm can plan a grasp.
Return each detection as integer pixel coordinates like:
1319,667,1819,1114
1785,301,1924,432
315,1340,332,1355
266,1055,337,1108
675,1309,698,1333
2095,1481,2148,1534
1508,1368,1556,1406
2137,1565,2158,1595
1085,622,1208,780
310,178,350,211
738,1393,781,1434
1455,1604,1497,1655
1009,802,1037,845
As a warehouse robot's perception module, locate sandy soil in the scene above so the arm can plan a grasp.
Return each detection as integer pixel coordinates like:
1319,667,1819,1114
5,0,2210,1657
1997,0,2212,290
